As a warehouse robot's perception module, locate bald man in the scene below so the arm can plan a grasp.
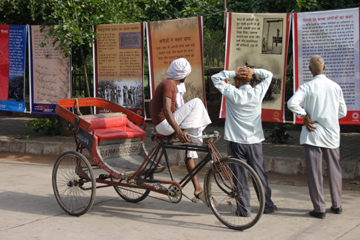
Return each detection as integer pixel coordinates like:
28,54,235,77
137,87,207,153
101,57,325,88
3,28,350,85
287,55,347,219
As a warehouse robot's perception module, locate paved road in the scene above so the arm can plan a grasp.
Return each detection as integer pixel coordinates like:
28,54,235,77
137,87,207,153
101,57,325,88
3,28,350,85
0,157,359,240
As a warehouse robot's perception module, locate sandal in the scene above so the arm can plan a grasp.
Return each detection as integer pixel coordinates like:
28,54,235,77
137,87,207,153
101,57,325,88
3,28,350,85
194,191,209,207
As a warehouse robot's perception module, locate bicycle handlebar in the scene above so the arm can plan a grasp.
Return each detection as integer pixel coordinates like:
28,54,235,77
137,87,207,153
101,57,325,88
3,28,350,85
187,131,220,140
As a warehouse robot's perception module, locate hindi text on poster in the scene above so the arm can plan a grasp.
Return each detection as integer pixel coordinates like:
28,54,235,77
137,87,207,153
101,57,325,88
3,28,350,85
31,26,71,105
95,23,145,117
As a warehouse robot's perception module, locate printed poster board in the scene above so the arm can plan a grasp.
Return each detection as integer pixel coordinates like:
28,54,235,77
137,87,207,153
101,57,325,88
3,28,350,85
0,25,27,112
94,23,145,117
221,12,290,122
146,17,206,105
29,25,71,114
293,8,360,124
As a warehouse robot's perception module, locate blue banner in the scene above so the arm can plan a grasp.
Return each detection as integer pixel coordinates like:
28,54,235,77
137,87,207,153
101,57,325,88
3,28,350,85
0,25,27,113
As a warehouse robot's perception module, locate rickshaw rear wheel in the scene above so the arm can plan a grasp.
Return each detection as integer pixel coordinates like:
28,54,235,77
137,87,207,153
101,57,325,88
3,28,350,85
112,174,153,203
52,151,96,216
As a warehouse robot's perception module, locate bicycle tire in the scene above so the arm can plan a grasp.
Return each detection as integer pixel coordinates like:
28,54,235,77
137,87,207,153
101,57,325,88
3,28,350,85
112,174,153,203
204,158,265,230
52,151,96,216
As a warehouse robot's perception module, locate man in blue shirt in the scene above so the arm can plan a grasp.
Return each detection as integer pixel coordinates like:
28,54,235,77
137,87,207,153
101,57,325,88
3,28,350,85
211,66,277,215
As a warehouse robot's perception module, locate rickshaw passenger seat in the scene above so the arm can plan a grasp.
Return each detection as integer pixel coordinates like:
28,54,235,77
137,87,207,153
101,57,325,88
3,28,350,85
82,114,146,142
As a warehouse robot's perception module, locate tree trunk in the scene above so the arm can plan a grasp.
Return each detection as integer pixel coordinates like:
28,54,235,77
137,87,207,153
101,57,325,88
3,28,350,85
79,45,93,114
73,0,93,114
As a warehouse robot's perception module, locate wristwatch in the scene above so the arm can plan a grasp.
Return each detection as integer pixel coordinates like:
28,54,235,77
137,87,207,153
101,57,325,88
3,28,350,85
296,113,307,119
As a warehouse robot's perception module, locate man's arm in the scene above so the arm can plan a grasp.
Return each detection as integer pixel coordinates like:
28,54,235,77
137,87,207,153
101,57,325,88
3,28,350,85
211,70,237,99
163,96,189,142
210,68,254,103
287,86,317,132
287,86,307,117
338,88,347,119
253,69,273,100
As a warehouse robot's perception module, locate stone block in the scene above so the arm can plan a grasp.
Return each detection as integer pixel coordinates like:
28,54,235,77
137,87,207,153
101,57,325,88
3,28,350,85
43,142,61,155
303,160,356,179
355,163,360,180
299,161,306,175
60,143,76,154
0,141,9,151
263,157,274,172
340,161,357,179
9,141,26,153
273,157,303,175
26,142,43,154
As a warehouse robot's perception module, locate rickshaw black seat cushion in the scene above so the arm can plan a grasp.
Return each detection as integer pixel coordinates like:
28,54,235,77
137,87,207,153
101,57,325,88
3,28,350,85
151,131,166,137
151,131,172,141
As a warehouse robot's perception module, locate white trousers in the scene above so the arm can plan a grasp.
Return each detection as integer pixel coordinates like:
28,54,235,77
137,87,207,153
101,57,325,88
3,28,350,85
155,98,212,159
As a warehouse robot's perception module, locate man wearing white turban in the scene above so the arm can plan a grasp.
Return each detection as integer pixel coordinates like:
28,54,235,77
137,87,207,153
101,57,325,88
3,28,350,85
150,58,212,205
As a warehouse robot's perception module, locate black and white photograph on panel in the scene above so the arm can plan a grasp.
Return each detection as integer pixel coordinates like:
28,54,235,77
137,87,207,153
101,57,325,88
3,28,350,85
262,18,283,55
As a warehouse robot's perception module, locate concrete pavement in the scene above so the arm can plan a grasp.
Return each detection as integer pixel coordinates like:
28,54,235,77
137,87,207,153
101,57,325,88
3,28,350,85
0,159,359,240
0,115,359,179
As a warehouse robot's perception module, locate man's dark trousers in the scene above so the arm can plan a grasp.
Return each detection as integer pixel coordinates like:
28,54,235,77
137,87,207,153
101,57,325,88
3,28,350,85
229,141,275,213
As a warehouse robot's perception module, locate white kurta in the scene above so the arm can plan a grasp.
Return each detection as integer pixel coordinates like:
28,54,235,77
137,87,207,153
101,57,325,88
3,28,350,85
155,97,211,159
211,69,272,144
175,83,186,109
287,74,347,148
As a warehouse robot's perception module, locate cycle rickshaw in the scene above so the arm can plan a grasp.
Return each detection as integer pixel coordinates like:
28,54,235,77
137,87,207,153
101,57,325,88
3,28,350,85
52,98,265,230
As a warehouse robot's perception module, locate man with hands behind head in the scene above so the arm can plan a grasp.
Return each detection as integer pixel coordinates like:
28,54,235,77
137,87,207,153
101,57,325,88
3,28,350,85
211,66,277,216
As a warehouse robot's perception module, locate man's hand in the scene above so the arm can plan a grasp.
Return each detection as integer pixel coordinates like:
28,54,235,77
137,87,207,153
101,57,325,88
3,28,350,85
175,129,190,143
163,96,190,143
304,115,317,132
236,66,254,79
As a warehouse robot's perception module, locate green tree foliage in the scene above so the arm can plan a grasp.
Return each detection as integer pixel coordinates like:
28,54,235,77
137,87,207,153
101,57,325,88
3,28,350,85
227,0,359,14
297,0,359,11
1,0,359,70
40,0,130,57
203,28,225,68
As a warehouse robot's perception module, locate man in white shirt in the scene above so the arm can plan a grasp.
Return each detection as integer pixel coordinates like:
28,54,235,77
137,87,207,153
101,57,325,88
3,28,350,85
211,66,277,215
287,55,347,219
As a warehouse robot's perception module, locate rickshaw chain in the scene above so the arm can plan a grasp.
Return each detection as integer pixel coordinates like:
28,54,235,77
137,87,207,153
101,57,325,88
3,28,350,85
115,186,200,204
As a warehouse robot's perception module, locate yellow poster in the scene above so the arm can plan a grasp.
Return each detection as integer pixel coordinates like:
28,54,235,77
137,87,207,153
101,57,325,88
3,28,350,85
220,13,290,122
95,23,145,116
147,17,206,104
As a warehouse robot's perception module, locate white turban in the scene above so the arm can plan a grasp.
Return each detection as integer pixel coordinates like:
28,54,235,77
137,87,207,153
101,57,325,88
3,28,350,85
167,58,191,80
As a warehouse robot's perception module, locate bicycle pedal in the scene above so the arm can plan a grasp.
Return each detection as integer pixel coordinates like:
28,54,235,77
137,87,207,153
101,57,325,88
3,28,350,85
99,174,111,180
191,197,200,203
139,179,160,183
